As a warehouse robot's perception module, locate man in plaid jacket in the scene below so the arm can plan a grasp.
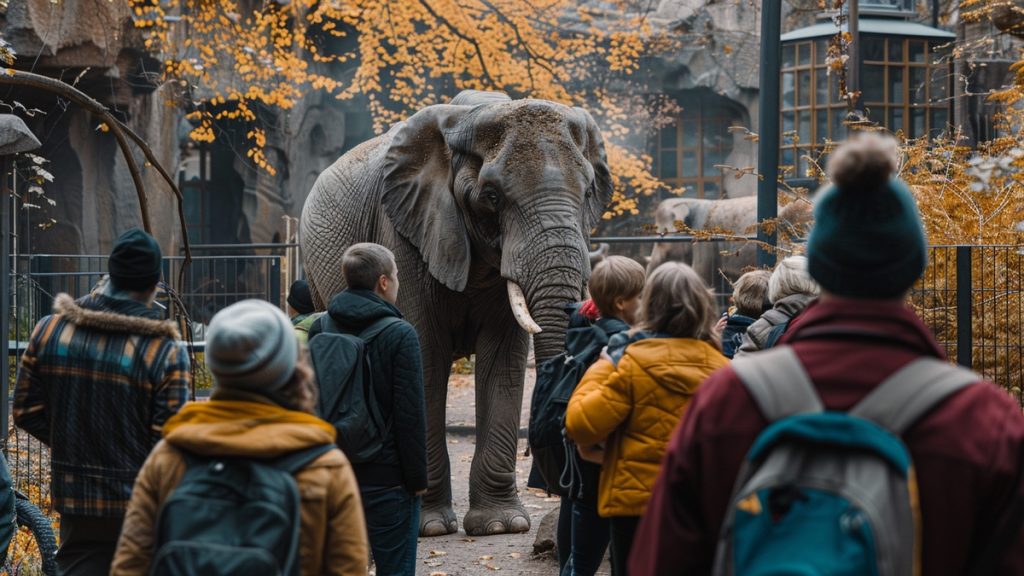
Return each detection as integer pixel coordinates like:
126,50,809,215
14,229,191,576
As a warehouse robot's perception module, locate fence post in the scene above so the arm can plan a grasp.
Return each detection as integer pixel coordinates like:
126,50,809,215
1,158,10,445
270,257,281,310
956,245,972,368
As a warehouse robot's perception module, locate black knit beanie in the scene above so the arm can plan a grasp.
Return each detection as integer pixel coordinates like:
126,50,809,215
807,133,928,299
287,280,315,315
108,228,163,291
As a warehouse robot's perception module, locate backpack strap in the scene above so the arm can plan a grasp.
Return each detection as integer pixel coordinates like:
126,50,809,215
271,444,336,475
732,346,823,422
849,358,978,434
357,316,404,342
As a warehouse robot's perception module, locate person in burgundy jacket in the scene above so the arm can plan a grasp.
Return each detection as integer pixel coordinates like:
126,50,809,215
629,133,1024,576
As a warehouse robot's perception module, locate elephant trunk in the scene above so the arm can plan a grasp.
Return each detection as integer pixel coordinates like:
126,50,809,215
519,243,589,361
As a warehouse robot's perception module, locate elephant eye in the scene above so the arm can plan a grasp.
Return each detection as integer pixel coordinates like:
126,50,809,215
483,188,500,207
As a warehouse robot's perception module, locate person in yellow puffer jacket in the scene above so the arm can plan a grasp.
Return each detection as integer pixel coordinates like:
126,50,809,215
111,300,368,576
565,262,728,576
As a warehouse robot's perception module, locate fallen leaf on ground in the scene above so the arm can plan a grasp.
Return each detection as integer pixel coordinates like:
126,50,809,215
479,555,493,561
509,552,521,558
429,550,447,556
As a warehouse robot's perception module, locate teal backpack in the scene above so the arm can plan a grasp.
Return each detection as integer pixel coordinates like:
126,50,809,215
149,444,334,576
714,346,977,576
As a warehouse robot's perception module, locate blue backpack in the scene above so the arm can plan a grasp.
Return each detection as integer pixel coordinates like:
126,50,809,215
714,346,977,576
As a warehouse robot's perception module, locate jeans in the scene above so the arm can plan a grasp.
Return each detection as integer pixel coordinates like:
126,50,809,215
557,498,572,573
360,485,420,576
608,515,640,576
560,496,610,576
57,514,123,576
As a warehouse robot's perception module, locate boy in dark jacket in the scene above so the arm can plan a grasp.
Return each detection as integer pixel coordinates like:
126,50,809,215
308,242,425,576
720,269,771,358
14,229,191,575
556,256,644,576
630,133,1024,575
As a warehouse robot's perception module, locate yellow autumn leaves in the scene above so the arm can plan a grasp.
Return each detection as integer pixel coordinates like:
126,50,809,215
129,0,676,218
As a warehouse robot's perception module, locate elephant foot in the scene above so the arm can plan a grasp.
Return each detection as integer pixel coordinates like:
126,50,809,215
420,503,459,537
463,502,531,536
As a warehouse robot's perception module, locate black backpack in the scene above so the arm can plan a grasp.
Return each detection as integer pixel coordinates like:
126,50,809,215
308,315,402,463
150,444,334,576
528,313,623,496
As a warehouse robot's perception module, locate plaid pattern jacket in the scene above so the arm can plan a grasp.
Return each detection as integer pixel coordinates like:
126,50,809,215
14,287,190,518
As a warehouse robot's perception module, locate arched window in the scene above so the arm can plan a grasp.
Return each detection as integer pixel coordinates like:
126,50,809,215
653,91,745,199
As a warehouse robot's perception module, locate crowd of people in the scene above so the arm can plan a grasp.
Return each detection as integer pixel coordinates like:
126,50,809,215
7,132,1023,576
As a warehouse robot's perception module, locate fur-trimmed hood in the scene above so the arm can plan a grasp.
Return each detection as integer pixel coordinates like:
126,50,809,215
53,293,181,340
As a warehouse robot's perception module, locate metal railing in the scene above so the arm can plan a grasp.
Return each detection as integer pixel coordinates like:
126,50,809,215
5,247,288,510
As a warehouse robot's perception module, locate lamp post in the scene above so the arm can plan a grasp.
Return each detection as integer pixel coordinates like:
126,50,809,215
756,0,782,268
0,115,41,446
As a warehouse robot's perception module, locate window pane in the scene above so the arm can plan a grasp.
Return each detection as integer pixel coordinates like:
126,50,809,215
798,42,811,66
909,67,926,104
703,180,720,199
704,149,724,176
888,67,904,104
660,151,678,178
862,36,885,62
682,121,697,147
797,152,809,178
930,108,949,137
782,44,795,68
888,38,904,62
889,107,904,133
781,147,795,168
817,109,829,143
863,65,885,103
798,110,811,145
910,107,926,138
930,68,949,103
783,72,795,109
782,111,795,143
660,124,677,149
909,40,926,63
798,70,812,107
681,150,697,177
830,70,841,102
815,39,828,64
816,68,829,105
831,108,847,139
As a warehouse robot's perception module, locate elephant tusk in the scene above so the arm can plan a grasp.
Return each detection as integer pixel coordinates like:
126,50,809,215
507,281,542,334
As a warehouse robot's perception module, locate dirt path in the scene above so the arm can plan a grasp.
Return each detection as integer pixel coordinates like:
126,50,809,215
412,370,611,575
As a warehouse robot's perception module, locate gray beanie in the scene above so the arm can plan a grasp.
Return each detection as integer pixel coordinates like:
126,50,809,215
205,299,298,394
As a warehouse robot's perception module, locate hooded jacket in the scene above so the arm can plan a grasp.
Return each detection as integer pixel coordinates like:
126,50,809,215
13,283,190,517
565,336,728,517
734,292,816,356
110,395,368,576
629,298,1024,576
308,289,427,492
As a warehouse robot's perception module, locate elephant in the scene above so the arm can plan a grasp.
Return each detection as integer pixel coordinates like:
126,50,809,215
647,195,813,290
300,90,612,537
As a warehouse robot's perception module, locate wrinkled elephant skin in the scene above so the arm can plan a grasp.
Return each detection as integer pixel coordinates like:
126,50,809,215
648,195,814,283
300,90,612,537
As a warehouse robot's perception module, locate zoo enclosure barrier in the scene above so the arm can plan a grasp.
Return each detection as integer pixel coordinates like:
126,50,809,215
4,244,294,511
4,241,1024,511
593,236,1024,410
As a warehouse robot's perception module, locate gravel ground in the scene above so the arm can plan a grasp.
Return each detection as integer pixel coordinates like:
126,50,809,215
412,370,612,576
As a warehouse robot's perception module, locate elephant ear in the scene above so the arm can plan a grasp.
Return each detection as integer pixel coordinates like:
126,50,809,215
382,105,471,292
575,108,614,230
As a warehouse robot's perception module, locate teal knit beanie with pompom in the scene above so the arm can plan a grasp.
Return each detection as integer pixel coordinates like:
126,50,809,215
806,133,928,299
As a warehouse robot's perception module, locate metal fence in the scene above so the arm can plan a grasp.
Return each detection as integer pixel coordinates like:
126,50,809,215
4,240,1024,510
5,246,290,509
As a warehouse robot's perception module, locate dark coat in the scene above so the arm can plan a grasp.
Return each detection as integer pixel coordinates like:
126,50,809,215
309,289,427,493
720,314,755,359
629,297,1024,576
14,287,191,517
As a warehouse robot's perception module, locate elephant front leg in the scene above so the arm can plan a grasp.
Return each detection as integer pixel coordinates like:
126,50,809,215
463,317,531,536
420,339,459,537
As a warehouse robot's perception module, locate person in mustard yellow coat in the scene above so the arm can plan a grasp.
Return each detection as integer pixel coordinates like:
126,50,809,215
565,262,728,576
